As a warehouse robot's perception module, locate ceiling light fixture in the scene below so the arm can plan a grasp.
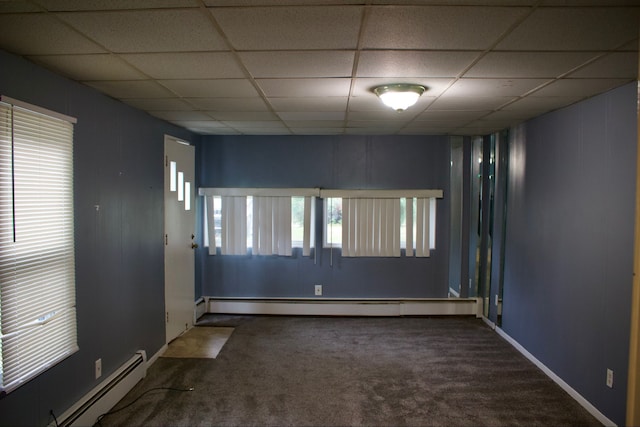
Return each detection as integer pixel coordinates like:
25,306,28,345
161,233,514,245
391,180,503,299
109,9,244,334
373,84,426,112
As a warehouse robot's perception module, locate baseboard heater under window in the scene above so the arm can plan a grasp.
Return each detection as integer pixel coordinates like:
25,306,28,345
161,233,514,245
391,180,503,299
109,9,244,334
51,350,147,427
207,297,482,317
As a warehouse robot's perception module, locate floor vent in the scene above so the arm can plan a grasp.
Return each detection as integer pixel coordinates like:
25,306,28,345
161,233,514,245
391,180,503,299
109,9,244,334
53,350,147,427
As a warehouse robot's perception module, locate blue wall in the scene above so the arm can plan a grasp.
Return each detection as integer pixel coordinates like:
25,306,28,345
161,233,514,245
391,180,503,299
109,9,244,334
0,50,196,426
502,82,637,426
1,45,637,427
196,135,451,298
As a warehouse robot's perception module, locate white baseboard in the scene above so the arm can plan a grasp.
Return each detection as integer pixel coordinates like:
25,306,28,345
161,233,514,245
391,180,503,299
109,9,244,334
194,297,207,322
50,350,147,427
207,297,480,317
495,327,616,427
147,344,167,367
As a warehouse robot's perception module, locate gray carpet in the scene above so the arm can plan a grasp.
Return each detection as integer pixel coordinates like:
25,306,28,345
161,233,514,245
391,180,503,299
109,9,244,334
96,316,602,426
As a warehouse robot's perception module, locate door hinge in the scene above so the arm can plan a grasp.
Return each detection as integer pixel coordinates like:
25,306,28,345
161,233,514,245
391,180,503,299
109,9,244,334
165,155,168,167
166,312,169,323
165,234,168,246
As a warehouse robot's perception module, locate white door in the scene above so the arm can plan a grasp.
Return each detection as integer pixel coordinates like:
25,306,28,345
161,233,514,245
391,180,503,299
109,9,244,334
164,135,195,343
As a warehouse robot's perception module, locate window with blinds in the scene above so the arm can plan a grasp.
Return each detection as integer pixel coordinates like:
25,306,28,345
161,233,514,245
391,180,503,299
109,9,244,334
322,189,442,257
200,188,316,257
0,96,77,395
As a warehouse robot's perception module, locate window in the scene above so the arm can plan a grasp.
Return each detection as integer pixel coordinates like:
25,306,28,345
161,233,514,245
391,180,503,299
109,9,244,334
201,188,316,256
0,96,78,394
322,189,441,257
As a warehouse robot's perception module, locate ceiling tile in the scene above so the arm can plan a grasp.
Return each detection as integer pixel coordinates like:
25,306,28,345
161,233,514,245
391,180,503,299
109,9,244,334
352,77,454,98
205,0,363,4
568,52,639,78
278,112,346,121
58,9,228,53
208,112,279,121
429,96,516,110
172,120,229,129
210,6,362,50
362,6,529,49
348,110,421,121
501,96,584,113
269,97,348,112
222,120,287,129
481,110,537,121
239,51,355,78
346,127,401,135
291,128,344,135
85,80,175,98
444,78,550,97
541,0,639,4
0,2,43,12
234,127,292,135
496,7,640,51
29,54,147,81
357,51,480,78
284,121,345,128
348,95,436,112
185,97,269,111
464,52,597,78
257,78,351,97
405,119,473,128
34,0,199,11
121,52,245,79
159,79,259,97
149,111,213,121
399,127,455,135
415,110,490,121
530,78,632,98
121,98,195,111
346,120,405,129
0,13,106,55
375,0,537,4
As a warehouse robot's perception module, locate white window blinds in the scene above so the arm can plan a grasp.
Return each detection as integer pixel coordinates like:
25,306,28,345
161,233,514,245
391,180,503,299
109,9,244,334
221,196,247,255
0,97,78,394
253,196,292,256
341,198,401,257
321,189,442,258
200,188,316,257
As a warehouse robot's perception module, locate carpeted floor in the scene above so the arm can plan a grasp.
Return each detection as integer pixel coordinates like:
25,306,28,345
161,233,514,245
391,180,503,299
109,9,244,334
95,315,602,426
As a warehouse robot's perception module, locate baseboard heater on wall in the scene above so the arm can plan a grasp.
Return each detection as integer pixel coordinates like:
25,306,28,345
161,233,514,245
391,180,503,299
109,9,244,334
206,297,482,317
51,350,147,427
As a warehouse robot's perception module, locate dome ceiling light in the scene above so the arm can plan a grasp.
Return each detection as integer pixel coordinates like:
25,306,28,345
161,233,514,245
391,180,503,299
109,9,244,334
373,84,426,112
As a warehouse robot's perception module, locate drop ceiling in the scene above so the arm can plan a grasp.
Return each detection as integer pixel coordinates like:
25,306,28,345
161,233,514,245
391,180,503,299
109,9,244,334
0,0,637,136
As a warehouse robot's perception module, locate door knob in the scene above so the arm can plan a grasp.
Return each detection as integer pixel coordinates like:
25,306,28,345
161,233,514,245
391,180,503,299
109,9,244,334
191,243,199,249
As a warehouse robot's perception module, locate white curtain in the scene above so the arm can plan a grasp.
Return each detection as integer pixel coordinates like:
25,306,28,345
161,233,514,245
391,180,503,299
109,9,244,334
341,198,401,257
221,196,247,255
302,196,314,256
253,196,292,256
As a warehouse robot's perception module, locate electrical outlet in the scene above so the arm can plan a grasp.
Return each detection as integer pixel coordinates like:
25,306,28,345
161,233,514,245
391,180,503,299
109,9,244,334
95,358,102,379
315,285,322,296
606,369,613,388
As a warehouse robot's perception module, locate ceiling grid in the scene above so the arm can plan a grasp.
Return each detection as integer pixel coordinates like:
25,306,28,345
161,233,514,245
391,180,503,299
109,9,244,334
0,0,636,135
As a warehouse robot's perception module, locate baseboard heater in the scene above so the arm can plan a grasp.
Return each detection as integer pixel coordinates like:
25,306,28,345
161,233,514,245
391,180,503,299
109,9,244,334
51,350,147,427
207,297,482,317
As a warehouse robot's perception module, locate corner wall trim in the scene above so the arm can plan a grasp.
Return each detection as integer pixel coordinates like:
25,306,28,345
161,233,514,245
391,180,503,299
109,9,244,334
495,327,616,427
207,297,479,317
